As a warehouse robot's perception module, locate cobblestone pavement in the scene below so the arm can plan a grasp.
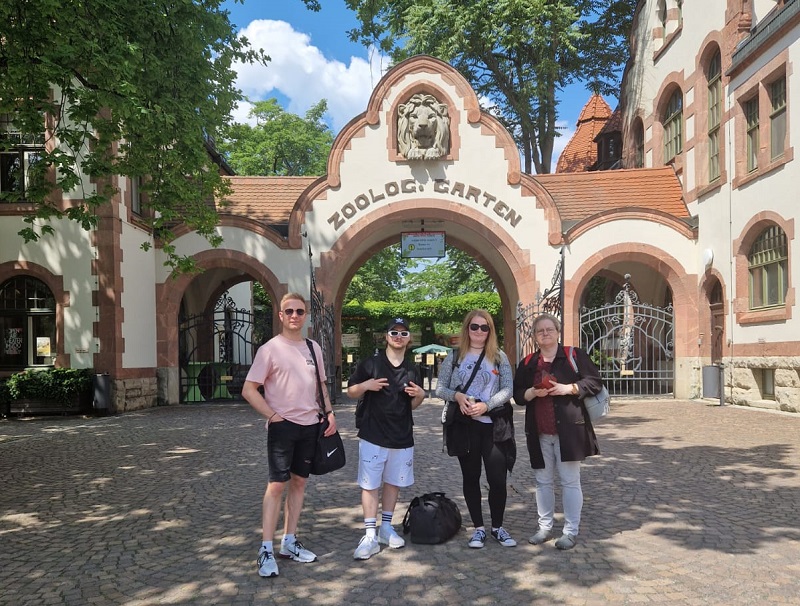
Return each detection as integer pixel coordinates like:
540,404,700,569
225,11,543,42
2,395,799,605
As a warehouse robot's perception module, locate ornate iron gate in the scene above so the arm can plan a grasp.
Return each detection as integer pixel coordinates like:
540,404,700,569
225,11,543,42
516,251,564,363
179,291,270,402
309,246,337,404
579,277,674,397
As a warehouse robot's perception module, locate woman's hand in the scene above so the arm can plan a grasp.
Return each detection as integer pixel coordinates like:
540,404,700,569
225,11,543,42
524,386,549,400
467,400,489,417
547,381,576,397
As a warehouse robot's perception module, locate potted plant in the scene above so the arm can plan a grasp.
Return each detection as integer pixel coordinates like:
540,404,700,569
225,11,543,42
6,368,93,415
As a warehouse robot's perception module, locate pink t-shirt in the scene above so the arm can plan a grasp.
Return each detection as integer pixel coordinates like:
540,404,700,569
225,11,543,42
245,334,326,426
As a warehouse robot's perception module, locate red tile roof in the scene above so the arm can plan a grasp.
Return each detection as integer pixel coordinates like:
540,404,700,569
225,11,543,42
218,176,317,224
556,94,612,173
532,166,689,221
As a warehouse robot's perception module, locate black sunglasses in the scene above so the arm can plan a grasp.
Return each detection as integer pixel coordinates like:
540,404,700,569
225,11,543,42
282,308,306,316
469,323,490,333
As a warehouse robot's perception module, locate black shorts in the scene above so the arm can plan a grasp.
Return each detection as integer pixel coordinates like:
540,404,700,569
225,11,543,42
267,419,319,482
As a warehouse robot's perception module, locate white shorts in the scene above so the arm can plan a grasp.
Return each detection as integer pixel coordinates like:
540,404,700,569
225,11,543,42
357,439,415,490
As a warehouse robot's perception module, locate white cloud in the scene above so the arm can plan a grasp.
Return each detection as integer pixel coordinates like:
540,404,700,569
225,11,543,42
232,20,387,132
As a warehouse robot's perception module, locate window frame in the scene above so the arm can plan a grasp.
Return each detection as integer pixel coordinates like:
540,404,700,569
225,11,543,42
0,276,57,369
663,89,683,163
707,51,722,182
745,97,760,173
748,225,788,310
769,76,787,161
0,115,46,202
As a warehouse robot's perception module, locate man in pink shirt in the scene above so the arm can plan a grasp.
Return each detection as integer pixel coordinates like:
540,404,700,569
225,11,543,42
242,292,337,578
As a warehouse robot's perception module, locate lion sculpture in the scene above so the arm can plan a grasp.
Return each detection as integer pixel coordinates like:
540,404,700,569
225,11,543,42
397,93,450,160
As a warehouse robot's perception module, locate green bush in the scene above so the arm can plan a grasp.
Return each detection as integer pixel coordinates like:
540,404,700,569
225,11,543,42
6,368,93,404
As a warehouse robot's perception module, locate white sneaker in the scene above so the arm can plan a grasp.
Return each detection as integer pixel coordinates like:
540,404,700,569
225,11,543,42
278,540,317,563
257,550,279,577
353,535,380,560
378,525,406,549
468,528,486,548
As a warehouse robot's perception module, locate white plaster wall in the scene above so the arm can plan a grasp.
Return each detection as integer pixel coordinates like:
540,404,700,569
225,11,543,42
0,216,97,368
120,222,157,367
160,228,310,295
565,220,696,276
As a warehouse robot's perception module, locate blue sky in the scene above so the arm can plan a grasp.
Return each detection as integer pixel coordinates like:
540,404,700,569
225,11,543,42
222,0,616,167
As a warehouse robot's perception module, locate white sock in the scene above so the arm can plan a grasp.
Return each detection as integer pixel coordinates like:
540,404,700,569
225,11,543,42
260,540,273,553
282,533,295,546
365,518,377,539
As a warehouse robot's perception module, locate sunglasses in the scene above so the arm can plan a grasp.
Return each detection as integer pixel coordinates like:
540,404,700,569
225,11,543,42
388,330,410,337
282,308,306,316
469,323,490,333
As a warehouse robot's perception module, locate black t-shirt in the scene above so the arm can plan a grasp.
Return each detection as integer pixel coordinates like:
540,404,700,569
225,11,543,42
348,350,420,449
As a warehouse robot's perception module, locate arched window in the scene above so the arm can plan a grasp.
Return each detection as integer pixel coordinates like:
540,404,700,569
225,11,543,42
748,226,788,309
633,119,645,168
707,50,722,181
0,276,56,368
663,89,683,162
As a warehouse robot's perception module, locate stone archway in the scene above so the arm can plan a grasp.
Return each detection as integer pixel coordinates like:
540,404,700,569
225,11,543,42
314,198,544,365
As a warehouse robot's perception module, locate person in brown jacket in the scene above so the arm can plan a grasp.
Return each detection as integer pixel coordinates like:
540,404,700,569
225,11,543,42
513,313,602,550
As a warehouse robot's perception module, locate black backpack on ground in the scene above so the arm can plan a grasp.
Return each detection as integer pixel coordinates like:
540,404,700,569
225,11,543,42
401,492,462,544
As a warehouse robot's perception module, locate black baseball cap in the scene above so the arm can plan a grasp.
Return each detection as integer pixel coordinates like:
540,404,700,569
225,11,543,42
387,317,410,331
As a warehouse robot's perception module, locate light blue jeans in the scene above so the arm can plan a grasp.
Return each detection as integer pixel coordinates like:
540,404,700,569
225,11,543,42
534,433,583,536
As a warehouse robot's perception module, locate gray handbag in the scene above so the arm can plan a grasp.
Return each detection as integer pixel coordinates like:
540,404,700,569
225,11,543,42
566,346,610,422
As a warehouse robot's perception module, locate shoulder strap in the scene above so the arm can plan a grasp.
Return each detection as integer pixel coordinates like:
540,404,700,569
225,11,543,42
462,349,486,393
305,339,326,416
564,346,580,375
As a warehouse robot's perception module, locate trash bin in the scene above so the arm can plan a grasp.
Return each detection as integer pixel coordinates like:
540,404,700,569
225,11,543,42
93,373,111,413
702,365,720,398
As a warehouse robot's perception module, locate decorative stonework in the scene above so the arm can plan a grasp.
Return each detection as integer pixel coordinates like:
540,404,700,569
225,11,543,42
397,93,450,160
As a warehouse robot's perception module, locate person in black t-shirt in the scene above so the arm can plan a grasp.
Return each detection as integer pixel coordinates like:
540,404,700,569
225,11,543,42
347,318,426,560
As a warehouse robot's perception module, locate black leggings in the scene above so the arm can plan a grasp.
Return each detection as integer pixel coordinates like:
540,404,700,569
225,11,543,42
457,420,508,528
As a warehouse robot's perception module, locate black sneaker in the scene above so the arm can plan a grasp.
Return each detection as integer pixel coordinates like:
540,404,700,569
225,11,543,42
491,527,517,547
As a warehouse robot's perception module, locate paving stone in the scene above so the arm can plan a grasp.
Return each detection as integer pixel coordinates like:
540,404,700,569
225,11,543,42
2,397,800,605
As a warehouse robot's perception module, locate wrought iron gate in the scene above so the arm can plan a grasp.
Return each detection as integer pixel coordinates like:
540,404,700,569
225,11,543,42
309,247,337,404
579,278,674,397
179,291,271,402
516,251,564,363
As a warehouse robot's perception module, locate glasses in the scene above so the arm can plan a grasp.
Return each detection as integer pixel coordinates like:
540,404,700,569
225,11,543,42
535,327,557,336
282,308,306,316
388,330,410,337
469,323,490,333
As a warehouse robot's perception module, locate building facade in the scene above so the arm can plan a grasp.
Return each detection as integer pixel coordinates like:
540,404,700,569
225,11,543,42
619,0,798,409
1,3,798,413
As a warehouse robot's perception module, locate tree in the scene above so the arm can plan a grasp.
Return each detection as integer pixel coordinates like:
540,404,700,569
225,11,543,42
220,99,333,176
345,244,413,304
0,0,265,271
344,0,636,174
403,247,493,301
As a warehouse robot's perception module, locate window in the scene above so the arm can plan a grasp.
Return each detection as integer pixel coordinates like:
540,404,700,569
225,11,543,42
745,97,759,172
633,121,644,168
0,276,56,369
131,176,143,215
757,368,775,400
748,225,788,309
663,90,683,162
707,51,722,181
0,115,45,201
657,0,667,29
769,76,786,160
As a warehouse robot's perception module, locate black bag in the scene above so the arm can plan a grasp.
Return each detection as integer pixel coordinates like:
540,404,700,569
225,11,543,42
402,492,462,544
441,349,484,427
306,339,346,475
311,417,346,475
